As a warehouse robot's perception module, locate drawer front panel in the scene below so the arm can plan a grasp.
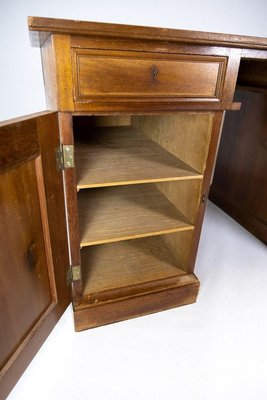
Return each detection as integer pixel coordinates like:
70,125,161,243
73,49,226,103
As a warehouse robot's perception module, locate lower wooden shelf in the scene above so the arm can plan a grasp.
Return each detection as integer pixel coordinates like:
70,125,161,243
73,235,199,331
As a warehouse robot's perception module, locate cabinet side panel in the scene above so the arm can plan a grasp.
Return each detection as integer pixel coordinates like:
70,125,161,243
53,35,74,111
131,114,213,173
188,111,225,271
210,90,267,243
41,36,57,110
162,231,194,273
156,180,202,224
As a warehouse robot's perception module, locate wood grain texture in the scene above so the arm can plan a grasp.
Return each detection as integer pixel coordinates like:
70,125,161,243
131,113,214,173
0,161,51,370
0,119,39,172
34,155,57,303
162,231,193,272
156,180,202,225
30,19,241,112
73,48,224,100
71,100,239,113
221,48,241,105
40,35,57,110
36,113,70,308
210,90,267,243
81,235,188,300
1,12,263,387
70,35,231,59
210,185,267,244
75,126,202,189
58,113,82,298
53,35,74,111
28,16,267,50
74,277,199,331
188,111,225,271
0,112,70,400
78,184,193,247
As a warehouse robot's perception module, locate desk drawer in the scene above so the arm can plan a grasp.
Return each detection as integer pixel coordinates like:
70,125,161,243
72,49,226,103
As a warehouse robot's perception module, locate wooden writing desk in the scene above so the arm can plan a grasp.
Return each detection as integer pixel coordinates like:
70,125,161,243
1,16,267,399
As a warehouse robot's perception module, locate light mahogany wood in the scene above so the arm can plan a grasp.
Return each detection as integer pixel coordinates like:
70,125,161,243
28,16,267,50
0,161,52,369
81,236,188,299
73,48,224,100
78,184,193,247
30,17,245,113
75,126,202,189
2,14,266,398
40,36,57,110
74,277,200,330
58,112,82,299
0,113,70,400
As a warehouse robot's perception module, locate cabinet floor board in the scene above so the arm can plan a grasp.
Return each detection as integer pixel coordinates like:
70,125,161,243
80,236,188,301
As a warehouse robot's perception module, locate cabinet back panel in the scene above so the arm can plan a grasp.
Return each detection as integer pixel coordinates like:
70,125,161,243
162,231,193,272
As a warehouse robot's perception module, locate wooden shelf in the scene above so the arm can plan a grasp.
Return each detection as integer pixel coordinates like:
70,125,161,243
78,183,193,247
75,126,202,189
80,236,194,303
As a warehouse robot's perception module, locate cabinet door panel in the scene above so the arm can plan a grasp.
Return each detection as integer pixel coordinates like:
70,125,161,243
0,112,70,399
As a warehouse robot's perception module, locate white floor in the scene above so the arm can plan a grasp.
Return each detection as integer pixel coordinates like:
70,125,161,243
7,201,267,400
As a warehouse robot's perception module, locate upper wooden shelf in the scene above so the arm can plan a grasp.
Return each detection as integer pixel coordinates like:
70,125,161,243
78,183,193,247
75,126,202,189
28,16,267,50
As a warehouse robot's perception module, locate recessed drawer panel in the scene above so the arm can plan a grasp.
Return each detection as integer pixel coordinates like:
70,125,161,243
72,49,226,103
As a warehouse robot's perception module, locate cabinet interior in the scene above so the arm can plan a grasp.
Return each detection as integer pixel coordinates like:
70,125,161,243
237,58,267,92
72,113,213,305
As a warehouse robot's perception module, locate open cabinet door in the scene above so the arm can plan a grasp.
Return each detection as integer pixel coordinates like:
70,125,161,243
0,112,70,399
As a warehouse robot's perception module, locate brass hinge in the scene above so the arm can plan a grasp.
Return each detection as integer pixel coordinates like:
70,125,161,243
67,265,81,286
55,144,74,170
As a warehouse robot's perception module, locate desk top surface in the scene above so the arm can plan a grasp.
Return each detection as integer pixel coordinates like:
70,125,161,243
28,16,267,50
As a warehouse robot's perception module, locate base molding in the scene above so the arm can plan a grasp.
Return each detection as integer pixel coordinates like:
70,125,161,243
73,274,200,331
210,185,267,244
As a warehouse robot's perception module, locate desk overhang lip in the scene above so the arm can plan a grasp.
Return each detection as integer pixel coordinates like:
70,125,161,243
28,16,267,51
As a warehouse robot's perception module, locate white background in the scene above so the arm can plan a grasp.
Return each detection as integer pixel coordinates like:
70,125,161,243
1,1,267,399
1,0,267,120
